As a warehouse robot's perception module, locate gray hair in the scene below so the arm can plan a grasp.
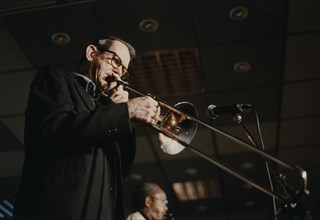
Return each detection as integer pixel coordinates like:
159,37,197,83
132,182,161,210
77,36,136,69
93,36,136,60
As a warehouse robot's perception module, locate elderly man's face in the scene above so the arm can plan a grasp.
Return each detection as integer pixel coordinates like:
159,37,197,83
89,40,130,92
148,188,168,220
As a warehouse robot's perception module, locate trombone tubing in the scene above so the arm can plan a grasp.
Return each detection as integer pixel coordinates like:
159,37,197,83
116,79,302,173
116,79,308,203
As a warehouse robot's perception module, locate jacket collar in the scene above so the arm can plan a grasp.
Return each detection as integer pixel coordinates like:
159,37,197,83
70,72,96,111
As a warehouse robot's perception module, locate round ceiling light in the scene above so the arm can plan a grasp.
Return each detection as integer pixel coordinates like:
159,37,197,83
229,6,249,21
245,200,255,207
139,19,159,33
51,32,71,46
129,173,143,181
233,61,252,73
184,167,198,176
240,161,254,170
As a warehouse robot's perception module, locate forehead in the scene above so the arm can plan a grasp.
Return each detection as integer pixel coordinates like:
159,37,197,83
153,188,167,199
107,40,130,67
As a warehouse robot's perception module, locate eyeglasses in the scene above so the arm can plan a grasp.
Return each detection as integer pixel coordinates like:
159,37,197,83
152,197,169,206
96,47,129,80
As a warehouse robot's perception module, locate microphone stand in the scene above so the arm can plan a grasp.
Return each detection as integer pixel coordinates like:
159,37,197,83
232,112,311,220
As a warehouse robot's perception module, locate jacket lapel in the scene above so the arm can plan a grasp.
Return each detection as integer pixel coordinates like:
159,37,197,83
73,78,96,111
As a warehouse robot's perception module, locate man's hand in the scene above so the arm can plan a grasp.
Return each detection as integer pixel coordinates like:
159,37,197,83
107,85,129,103
127,96,160,125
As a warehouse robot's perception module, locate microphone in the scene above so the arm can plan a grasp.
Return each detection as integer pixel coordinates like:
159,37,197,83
207,104,252,119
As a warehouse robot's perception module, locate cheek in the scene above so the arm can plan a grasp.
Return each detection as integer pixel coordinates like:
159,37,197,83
97,72,106,81
96,73,108,88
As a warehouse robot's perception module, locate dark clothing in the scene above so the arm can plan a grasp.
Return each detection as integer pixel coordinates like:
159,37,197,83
13,66,136,220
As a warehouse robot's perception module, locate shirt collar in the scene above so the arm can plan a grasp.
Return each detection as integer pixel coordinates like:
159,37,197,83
71,72,96,96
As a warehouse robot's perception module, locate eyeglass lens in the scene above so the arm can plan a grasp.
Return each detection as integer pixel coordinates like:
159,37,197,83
100,50,128,79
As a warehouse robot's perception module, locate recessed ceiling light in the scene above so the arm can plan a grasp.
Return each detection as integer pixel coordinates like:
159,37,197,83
51,32,71,45
240,161,254,170
233,61,251,73
245,200,255,207
129,173,143,181
184,167,198,175
229,6,249,21
197,205,208,212
139,19,159,33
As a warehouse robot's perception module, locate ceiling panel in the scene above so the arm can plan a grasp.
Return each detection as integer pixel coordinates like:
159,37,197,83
284,33,320,81
1,116,25,144
96,0,196,53
216,122,277,155
0,19,32,72
191,0,286,45
0,70,35,117
279,117,320,148
0,122,22,152
287,0,320,33
278,146,320,169
0,0,97,16
201,38,283,92
281,81,320,118
2,3,102,67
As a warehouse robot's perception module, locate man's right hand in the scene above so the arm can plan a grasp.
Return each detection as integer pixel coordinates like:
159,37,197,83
127,96,160,125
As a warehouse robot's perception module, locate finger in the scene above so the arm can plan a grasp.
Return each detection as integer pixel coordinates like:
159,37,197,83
147,107,160,125
109,90,129,103
145,96,159,106
154,106,161,121
108,81,118,90
117,85,124,92
142,97,159,112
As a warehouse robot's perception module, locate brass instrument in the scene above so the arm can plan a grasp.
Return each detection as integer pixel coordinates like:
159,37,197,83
114,78,309,207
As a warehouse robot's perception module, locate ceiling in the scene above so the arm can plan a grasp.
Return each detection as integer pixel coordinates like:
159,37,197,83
0,0,320,219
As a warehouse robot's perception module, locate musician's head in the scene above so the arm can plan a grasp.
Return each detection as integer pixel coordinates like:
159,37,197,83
78,36,136,93
132,182,168,220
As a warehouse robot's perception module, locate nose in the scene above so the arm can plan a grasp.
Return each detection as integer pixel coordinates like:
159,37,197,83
112,65,123,77
111,69,122,80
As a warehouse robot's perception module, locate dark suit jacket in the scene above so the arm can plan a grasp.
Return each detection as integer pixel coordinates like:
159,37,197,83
13,66,136,220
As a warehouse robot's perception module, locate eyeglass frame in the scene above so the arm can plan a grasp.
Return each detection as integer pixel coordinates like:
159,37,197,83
151,197,169,206
94,45,129,80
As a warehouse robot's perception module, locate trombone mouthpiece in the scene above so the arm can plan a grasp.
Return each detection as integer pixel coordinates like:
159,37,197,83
102,76,127,97
105,75,128,86
106,75,116,83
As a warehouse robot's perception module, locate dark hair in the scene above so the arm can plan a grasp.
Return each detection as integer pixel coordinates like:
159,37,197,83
77,36,136,69
132,182,161,210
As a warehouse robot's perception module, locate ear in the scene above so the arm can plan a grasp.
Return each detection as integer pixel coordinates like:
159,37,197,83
86,45,97,61
145,196,153,208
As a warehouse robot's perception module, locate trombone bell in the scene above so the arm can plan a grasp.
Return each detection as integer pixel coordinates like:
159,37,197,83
158,102,198,155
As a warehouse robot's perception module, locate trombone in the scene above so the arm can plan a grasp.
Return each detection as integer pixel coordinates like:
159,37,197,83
113,78,309,206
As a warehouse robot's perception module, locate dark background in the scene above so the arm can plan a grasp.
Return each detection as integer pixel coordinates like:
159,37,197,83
0,0,319,219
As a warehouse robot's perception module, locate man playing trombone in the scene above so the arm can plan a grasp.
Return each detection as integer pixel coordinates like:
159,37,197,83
13,36,160,220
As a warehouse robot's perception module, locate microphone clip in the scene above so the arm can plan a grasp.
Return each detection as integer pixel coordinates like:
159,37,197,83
207,103,252,119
